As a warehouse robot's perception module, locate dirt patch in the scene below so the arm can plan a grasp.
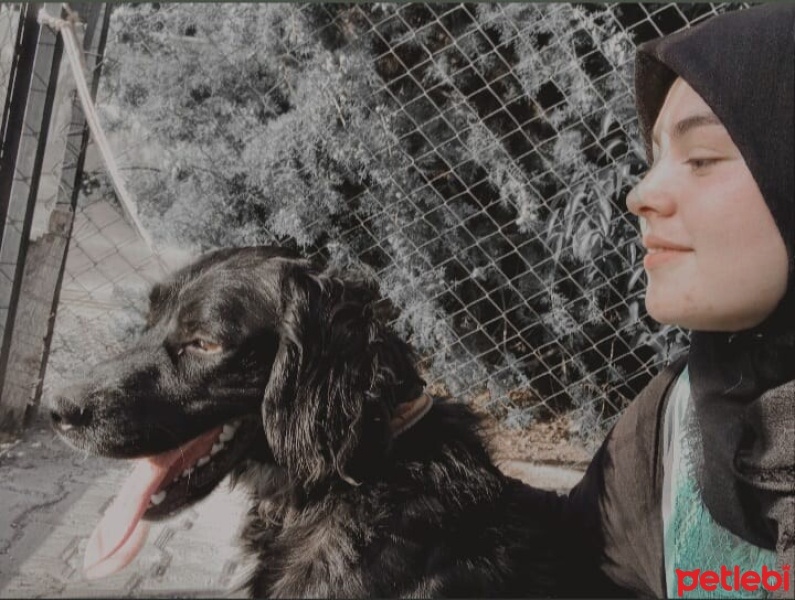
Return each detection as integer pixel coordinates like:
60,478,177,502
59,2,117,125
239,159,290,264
424,382,594,470
487,415,592,469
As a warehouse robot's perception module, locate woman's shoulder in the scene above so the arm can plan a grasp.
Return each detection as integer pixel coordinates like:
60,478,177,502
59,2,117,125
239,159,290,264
608,354,688,448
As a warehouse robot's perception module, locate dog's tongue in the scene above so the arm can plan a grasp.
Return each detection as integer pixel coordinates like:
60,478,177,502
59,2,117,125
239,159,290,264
83,457,166,579
83,426,223,580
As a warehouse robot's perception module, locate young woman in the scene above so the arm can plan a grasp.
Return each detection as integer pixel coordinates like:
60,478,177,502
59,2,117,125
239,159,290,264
565,4,794,598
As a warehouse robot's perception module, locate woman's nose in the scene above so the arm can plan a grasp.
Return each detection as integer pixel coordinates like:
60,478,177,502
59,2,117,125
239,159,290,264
626,169,676,218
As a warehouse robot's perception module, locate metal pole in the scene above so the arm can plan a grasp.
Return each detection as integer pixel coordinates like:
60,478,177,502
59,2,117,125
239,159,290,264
0,3,109,432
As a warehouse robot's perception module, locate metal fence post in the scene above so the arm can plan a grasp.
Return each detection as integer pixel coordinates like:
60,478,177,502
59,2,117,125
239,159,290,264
0,3,109,433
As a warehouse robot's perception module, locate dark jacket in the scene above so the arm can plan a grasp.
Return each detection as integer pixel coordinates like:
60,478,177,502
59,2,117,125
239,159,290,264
565,358,684,598
564,356,795,598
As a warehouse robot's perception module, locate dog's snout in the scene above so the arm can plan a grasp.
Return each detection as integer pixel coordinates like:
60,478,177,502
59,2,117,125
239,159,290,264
50,394,93,432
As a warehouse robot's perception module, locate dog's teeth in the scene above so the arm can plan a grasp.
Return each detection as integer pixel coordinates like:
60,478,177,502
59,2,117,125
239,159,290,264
211,442,223,456
197,456,211,467
151,491,166,505
219,424,236,442
182,467,193,478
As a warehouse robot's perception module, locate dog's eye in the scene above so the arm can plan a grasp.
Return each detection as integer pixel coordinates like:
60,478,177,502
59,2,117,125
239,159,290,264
184,339,223,355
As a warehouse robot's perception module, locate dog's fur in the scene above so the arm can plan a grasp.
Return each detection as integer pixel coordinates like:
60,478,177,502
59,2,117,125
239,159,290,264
51,246,582,598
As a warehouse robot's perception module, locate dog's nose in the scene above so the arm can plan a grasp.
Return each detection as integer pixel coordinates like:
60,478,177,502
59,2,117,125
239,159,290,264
50,395,93,432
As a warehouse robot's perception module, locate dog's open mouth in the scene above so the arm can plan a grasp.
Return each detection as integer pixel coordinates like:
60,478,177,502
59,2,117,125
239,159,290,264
83,416,258,580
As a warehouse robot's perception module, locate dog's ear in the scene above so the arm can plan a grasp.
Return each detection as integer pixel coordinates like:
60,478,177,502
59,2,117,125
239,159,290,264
261,260,424,489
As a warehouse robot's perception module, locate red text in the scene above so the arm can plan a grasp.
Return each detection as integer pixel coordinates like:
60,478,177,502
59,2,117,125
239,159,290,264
676,565,791,596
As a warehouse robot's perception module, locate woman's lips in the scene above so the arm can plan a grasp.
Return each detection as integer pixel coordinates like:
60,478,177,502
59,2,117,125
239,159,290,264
643,247,692,269
642,235,693,269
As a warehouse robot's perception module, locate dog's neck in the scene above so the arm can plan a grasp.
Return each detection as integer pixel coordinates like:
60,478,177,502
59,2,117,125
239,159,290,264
389,392,433,437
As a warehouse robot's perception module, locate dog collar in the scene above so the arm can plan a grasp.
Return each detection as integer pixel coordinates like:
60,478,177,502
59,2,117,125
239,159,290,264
389,392,434,437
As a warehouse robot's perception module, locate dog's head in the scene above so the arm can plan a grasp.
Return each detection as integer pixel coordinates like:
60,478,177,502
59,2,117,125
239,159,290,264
52,246,426,522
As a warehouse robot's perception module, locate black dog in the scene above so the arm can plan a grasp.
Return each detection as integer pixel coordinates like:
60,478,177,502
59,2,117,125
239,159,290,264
51,246,583,597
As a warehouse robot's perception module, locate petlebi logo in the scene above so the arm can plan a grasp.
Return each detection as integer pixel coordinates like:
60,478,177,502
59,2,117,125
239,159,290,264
676,565,791,596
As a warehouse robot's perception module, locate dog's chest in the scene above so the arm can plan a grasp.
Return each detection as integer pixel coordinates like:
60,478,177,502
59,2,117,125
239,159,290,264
241,502,376,597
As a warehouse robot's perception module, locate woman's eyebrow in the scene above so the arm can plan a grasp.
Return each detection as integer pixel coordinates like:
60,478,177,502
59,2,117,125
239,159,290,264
673,113,723,138
652,113,723,144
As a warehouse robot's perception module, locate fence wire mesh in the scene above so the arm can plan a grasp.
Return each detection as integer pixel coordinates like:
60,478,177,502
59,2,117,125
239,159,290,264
3,3,747,445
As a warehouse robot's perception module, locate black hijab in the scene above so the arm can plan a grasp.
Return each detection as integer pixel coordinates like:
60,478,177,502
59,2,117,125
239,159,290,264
634,4,795,549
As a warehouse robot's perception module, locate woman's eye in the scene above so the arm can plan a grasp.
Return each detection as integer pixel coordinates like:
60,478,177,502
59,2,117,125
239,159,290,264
687,157,719,171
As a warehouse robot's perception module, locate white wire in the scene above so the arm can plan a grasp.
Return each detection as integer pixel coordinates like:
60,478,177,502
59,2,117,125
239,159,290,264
38,5,155,253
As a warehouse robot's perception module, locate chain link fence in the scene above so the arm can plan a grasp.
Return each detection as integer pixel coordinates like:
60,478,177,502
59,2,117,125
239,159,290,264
3,3,746,446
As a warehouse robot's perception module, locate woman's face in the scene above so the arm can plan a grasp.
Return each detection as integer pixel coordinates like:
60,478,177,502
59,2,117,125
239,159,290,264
627,78,788,331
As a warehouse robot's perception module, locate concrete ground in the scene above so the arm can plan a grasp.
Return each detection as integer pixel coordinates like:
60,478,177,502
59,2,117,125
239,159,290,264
0,415,250,598
0,414,584,599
